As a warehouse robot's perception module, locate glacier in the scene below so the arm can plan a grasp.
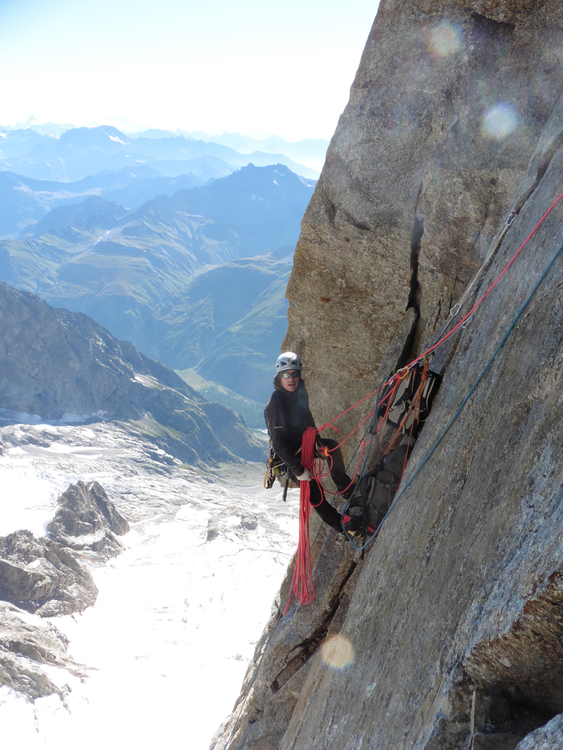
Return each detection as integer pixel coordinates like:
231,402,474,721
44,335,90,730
0,419,297,749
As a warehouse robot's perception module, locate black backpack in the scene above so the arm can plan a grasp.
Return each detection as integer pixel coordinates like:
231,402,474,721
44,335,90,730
343,443,411,536
378,363,442,438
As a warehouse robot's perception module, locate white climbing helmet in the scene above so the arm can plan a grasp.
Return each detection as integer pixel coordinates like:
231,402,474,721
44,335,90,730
276,351,303,374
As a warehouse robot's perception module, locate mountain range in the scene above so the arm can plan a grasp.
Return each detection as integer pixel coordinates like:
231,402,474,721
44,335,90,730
2,117,328,168
0,122,318,411
157,131,329,172
0,162,310,405
147,253,292,401
0,125,320,183
0,167,207,237
0,281,264,464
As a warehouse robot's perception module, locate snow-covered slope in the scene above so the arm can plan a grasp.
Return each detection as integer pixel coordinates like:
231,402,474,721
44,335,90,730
0,418,298,749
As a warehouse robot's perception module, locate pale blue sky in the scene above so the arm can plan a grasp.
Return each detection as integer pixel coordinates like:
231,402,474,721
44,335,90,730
0,0,379,140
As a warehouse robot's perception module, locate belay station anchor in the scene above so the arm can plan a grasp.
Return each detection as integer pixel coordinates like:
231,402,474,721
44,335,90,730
264,186,563,614
265,352,443,613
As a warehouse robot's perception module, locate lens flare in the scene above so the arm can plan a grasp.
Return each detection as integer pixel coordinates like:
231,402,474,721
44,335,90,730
321,635,355,670
482,103,519,139
428,21,462,57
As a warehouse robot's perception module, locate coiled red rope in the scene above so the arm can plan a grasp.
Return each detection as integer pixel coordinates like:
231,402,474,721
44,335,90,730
283,426,319,615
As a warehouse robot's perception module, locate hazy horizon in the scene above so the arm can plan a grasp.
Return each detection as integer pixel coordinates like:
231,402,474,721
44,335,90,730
0,116,331,144
0,0,379,142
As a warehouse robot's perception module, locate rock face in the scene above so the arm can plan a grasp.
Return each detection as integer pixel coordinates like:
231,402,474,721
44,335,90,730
516,714,563,750
0,480,127,700
284,0,563,461
213,3,563,750
47,480,130,561
0,282,264,465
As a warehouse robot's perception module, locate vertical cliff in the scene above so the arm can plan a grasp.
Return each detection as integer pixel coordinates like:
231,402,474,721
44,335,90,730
212,3,563,750
278,99,563,749
284,0,563,458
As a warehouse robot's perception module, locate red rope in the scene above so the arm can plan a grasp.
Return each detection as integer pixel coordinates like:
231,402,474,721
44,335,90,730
283,426,318,615
284,189,563,608
411,188,563,367
317,189,563,446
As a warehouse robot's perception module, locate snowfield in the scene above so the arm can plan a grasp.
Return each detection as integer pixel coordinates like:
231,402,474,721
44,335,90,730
0,419,298,749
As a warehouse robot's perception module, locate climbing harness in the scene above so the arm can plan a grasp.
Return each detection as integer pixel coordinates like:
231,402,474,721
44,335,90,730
264,445,287,490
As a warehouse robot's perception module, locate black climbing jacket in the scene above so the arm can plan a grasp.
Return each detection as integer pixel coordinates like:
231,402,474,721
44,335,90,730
264,379,315,476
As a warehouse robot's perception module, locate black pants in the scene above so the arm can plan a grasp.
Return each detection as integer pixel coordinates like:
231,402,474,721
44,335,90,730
307,438,352,531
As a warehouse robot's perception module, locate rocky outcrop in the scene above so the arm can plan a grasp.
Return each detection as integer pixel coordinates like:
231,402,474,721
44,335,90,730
516,714,563,750
0,482,129,616
0,602,86,699
0,529,97,617
0,480,128,700
214,3,563,749
0,282,264,465
0,281,137,420
47,480,129,561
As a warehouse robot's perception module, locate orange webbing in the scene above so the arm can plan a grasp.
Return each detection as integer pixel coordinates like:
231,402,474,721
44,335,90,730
387,360,429,452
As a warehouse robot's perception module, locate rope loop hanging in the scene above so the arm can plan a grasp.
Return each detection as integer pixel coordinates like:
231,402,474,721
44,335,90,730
283,426,319,615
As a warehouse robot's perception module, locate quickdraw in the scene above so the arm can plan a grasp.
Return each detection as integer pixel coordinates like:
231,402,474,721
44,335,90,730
264,446,286,489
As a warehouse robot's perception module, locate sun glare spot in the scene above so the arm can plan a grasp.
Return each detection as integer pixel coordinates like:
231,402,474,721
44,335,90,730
428,21,462,57
482,103,519,139
321,635,355,670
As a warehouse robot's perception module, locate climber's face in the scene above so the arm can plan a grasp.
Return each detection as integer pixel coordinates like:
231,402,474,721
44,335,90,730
280,371,300,392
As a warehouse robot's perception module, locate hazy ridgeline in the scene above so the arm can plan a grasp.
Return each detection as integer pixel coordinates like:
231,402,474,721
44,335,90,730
0,124,321,415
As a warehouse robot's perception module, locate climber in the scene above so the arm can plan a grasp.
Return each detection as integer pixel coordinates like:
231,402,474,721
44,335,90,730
264,351,354,532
